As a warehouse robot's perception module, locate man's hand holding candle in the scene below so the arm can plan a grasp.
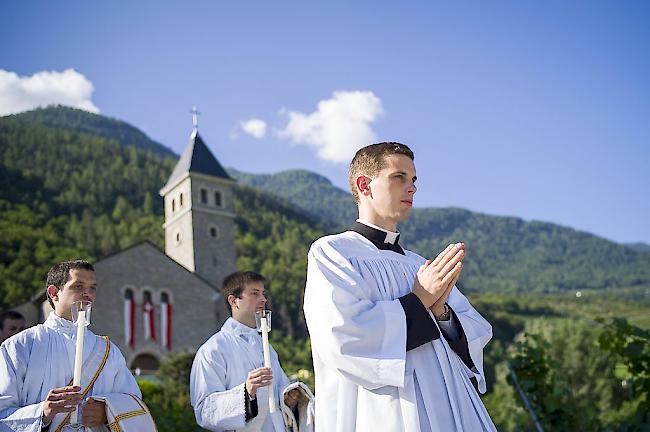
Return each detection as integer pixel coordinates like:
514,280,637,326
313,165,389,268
41,385,82,425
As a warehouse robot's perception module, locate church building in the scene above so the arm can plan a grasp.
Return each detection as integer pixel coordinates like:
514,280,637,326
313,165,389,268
14,115,236,373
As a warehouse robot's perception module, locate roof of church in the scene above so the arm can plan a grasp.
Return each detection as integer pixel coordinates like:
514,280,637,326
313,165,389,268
28,240,222,305
96,240,222,291
163,130,232,189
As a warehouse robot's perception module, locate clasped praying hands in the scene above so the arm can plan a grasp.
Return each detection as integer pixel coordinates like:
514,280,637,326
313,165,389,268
412,242,465,316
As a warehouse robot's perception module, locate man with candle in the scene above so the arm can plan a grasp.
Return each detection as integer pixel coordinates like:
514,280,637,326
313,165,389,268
190,271,310,432
304,142,496,431
0,260,153,431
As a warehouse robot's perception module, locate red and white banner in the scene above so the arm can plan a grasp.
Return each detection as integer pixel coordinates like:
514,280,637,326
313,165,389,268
143,301,157,341
161,302,172,350
124,298,135,348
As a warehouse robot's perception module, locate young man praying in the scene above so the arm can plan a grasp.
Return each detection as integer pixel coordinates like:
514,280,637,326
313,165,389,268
304,142,496,431
0,260,155,432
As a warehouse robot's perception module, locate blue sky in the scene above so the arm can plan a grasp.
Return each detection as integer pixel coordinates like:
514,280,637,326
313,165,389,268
2,1,649,244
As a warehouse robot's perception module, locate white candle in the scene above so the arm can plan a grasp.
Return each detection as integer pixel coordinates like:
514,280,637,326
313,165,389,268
70,310,85,424
260,315,277,413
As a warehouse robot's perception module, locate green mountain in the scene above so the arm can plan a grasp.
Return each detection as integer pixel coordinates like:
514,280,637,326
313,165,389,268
2,106,649,314
7,105,175,157
228,168,356,229
231,167,650,294
0,110,175,307
626,242,650,253
401,208,649,293
0,107,319,338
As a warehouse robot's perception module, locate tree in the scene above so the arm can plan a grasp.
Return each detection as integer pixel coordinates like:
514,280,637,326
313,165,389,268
596,317,650,430
487,318,643,431
139,353,205,432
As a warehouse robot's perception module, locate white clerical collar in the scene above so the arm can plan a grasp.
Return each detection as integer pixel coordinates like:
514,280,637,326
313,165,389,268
356,219,400,245
224,317,258,336
44,311,77,336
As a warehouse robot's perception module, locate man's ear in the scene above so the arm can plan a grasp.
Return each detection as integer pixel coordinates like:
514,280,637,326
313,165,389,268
227,294,237,309
356,176,372,197
47,285,59,303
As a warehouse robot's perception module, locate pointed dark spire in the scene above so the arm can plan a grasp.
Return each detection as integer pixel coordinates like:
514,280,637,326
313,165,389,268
163,129,232,191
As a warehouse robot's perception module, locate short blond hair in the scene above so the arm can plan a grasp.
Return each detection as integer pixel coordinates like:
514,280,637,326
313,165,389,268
348,142,414,204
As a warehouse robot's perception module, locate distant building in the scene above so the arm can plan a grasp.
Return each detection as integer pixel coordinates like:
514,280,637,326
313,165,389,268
14,118,236,372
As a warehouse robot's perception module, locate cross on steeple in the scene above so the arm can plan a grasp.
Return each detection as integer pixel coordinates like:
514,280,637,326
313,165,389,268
191,106,201,131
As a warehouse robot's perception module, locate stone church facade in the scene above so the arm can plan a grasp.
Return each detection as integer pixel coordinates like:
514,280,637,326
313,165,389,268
14,123,236,373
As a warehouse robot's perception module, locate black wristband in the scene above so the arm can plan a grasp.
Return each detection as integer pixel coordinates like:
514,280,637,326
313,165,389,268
399,293,441,351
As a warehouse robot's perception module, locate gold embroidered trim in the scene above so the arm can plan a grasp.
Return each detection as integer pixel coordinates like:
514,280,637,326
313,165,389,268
128,393,158,432
105,395,155,432
112,408,147,423
54,336,111,432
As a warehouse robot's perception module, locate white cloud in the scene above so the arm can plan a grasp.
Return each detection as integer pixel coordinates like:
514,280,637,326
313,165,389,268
277,90,383,163
240,118,267,139
0,68,99,116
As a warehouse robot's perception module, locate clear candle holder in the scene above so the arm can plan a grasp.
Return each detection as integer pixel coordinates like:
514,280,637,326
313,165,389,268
71,301,92,326
255,310,272,332
61,397,89,431
63,413,88,431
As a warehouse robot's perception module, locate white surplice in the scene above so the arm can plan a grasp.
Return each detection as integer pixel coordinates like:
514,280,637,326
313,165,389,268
0,312,143,432
190,317,290,432
304,231,497,432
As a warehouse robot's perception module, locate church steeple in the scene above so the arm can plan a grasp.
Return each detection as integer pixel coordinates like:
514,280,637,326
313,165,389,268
162,130,232,192
162,106,231,192
159,109,236,288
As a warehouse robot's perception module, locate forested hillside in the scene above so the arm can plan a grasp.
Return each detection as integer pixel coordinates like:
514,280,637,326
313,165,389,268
231,169,650,295
0,109,319,340
3,106,650,308
626,242,650,253
229,167,357,228
0,113,173,306
12,105,175,156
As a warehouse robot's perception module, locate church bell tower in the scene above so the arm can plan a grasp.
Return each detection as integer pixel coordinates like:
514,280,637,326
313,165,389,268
159,108,237,288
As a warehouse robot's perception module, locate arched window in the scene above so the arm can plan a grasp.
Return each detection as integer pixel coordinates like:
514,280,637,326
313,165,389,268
179,193,184,206
214,191,222,207
143,291,152,303
161,292,170,303
131,354,160,375
124,289,134,301
210,227,218,238
200,188,208,204
175,232,181,244
172,199,176,212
